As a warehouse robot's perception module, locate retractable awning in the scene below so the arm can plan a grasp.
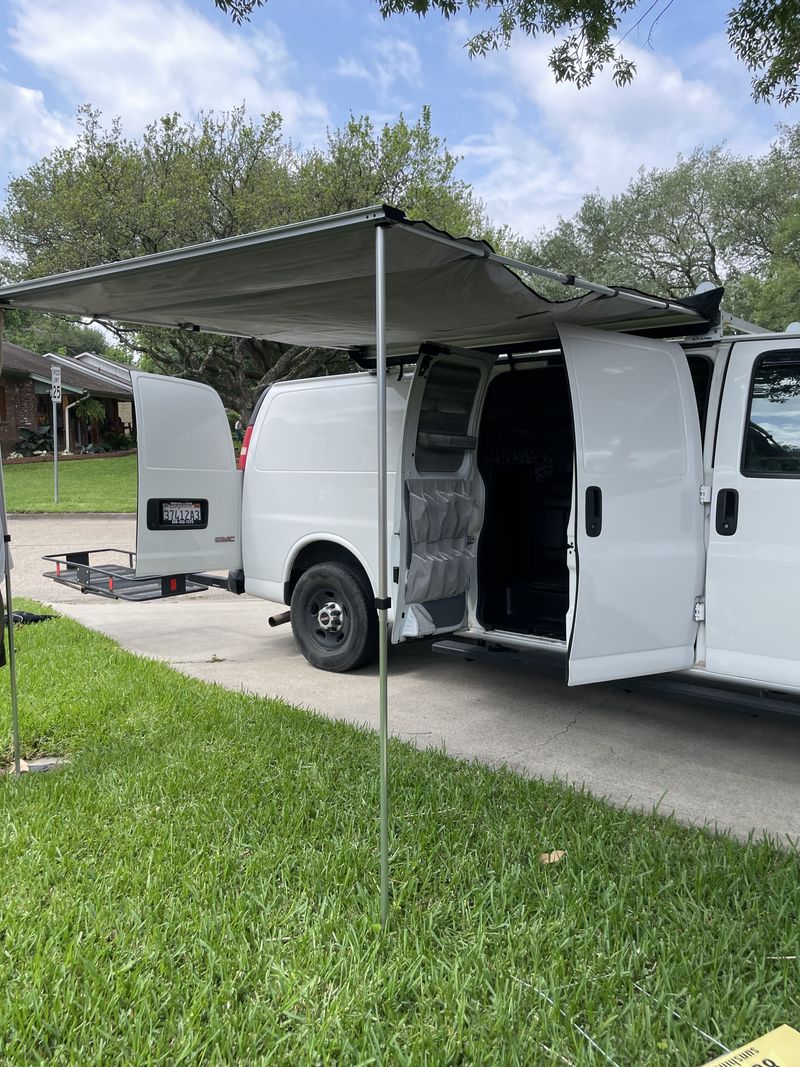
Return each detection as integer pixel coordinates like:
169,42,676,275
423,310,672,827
0,205,721,355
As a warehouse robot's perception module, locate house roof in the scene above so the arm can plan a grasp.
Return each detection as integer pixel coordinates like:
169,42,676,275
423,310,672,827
73,351,134,385
46,350,132,393
0,341,132,398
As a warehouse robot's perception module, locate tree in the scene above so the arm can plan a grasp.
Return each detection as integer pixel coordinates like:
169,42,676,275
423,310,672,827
0,306,128,361
518,122,800,328
0,105,496,417
214,0,800,105
716,123,800,330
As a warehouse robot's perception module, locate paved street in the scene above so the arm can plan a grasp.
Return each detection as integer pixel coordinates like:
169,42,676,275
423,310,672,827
9,513,800,843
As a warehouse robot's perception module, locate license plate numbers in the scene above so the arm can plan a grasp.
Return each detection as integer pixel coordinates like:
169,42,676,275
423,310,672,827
161,502,202,526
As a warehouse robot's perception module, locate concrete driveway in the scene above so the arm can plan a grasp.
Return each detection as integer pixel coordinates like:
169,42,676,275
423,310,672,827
9,513,800,843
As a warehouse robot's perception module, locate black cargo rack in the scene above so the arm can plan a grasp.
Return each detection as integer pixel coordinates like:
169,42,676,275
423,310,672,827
43,549,228,602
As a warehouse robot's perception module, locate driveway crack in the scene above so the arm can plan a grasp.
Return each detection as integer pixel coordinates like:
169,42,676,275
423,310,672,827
538,711,581,749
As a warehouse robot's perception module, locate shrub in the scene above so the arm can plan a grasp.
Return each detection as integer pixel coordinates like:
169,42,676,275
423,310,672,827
104,431,135,450
12,426,52,456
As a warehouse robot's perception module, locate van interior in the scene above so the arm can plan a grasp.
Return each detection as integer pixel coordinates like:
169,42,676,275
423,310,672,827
476,361,573,640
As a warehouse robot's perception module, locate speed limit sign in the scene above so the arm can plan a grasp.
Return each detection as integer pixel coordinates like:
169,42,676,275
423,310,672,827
50,365,61,402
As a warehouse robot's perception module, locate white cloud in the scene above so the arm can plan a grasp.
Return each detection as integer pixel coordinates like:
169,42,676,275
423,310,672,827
454,34,800,237
0,79,72,178
8,0,329,143
336,37,422,96
335,57,371,80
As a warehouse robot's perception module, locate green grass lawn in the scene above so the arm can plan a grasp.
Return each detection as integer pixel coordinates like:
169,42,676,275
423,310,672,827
3,454,137,513
0,603,797,1064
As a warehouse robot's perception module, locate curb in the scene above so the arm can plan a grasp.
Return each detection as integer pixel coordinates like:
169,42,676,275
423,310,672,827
7,512,135,520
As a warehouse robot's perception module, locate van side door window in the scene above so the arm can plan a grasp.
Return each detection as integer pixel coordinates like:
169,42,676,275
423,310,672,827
414,362,481,473
742,354,800,475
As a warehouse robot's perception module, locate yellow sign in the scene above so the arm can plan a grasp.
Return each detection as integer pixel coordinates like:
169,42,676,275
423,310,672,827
701,1025,800,1067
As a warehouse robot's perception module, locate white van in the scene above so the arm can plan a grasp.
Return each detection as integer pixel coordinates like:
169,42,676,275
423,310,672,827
99,321,800,695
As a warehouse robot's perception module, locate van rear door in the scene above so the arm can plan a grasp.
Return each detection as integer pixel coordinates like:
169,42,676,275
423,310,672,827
132,371,242,576
393,347,494,642
558,325,705,685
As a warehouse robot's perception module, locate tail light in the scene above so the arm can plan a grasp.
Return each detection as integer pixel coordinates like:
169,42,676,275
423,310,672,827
238,424,254,471
238,388,269,472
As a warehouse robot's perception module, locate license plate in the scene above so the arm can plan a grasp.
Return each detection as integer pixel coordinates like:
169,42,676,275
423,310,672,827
161,502,202,526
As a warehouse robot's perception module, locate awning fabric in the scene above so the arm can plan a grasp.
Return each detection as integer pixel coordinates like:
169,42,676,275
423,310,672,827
0,205,721,356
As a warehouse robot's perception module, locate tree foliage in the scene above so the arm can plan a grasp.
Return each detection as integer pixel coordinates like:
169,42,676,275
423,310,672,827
214,0,800,104
521,122,800,330
0,307,124,360
385,0,800,104
728,0,800,105
0,104,496,416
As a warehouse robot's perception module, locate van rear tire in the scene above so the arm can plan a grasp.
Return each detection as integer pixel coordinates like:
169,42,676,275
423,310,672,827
290,562,378,672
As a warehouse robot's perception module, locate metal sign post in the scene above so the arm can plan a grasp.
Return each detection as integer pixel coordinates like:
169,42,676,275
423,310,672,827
50,366,61,503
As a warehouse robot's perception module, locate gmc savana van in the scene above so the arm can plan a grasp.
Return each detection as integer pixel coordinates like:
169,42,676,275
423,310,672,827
121,321,800,696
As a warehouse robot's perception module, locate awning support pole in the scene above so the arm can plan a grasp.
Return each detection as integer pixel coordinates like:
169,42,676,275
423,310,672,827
375,223,390,928
4,543,20,777
0,310,20,776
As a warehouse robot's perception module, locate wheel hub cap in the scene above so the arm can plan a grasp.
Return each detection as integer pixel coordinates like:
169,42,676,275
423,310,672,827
317,601,344,633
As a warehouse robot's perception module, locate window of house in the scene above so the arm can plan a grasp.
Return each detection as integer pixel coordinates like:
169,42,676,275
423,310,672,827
37,395,51,426
742,353,800,476
0,386,6,422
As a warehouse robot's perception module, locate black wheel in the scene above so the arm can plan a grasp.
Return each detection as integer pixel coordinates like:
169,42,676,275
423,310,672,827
290,562,378,672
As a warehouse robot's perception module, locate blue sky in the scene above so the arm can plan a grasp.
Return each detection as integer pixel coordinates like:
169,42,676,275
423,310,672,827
0,0,797,238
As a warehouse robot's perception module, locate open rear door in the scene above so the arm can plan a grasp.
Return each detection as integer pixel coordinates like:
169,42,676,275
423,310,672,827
558,325,705,685
132,371,241,577
393,347,494,642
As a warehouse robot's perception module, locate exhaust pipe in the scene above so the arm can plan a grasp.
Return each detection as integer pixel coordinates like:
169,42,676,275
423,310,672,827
268,610,291,628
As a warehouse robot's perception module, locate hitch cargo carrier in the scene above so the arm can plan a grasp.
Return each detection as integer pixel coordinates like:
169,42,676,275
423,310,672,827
43,549,230,602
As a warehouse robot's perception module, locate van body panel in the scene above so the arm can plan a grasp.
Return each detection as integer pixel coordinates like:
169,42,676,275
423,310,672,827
132,371,242,576
244,577,286,604
241,373,410,616
558,325,706,685
705,337,800,688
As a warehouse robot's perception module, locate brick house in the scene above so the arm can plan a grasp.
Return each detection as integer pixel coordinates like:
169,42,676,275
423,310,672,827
0,342,133,453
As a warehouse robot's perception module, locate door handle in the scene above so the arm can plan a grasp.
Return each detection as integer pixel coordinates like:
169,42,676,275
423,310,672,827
715,488,739,536
585,485,602,537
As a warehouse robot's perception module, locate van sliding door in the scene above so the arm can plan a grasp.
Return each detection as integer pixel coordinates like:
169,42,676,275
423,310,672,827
392,348,494,642
558,325,705,686
132,372,242,577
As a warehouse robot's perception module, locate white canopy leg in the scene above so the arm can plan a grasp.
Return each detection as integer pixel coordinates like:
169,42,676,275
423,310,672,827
375,223,390,927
